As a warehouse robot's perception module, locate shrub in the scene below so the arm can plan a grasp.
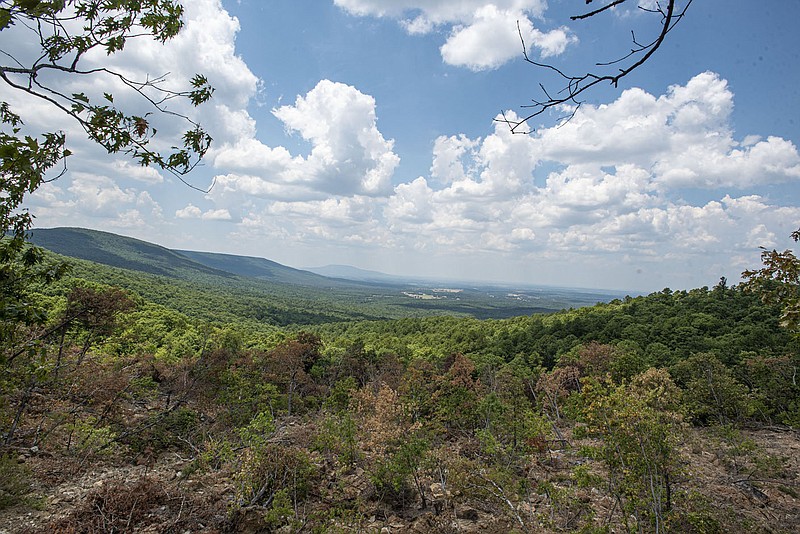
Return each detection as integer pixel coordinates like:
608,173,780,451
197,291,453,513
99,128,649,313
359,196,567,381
313,411,359,466
234,443,316,508
671,353,754,424
48,478,166,532
0,454,33,510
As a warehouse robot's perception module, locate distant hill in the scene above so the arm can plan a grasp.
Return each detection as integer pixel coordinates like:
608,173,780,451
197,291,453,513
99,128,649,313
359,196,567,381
28,227,232,279
176,250,361,287
305,264,400,284
29,227,369,290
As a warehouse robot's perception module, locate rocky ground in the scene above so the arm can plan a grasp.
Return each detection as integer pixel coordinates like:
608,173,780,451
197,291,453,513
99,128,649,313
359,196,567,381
2,424,798,533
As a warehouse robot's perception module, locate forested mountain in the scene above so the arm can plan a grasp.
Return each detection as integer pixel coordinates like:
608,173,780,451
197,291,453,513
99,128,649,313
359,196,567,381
28,227,233,279
29,227,357,288
176,249,353,287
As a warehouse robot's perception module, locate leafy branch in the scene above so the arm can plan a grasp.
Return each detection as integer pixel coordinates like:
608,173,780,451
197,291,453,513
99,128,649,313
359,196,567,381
742,230,800,333
0,0,214,189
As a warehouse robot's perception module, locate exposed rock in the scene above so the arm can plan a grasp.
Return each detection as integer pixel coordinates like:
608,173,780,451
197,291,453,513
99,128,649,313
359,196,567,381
430,482,449,500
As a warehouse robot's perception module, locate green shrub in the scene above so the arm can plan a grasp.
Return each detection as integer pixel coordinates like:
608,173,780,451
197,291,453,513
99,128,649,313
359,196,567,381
67,417,118,457
0,454,33,510
671,353,754,424
234,443,316,509
313,412,359,466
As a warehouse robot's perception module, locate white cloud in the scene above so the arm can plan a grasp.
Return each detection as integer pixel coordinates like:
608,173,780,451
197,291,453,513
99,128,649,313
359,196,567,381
213,80,400,199
110,160,164,184
176,204,203,219
385,177,435,223
176,204,233,221
440,6,575,71
202,208,233,221
334,0,572,70
531,72,800,189
538,164,656,217
269,196,377,227
68,174,139,216
431,134,480,185
26,173,164,231
273,80,400,196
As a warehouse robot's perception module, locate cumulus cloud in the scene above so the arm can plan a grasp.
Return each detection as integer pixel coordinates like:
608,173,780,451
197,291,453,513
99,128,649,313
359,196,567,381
272,80,400,196
26,173,164,231
385,177,435,224
176,204,233,221
212,80,399,200
431,135,479,185
236,196,391,247
334,0,573,70
68,174,140,216
175,204,203,219
370,73,800,284
110,160,164,184
532,72,800,188
440,6,576,70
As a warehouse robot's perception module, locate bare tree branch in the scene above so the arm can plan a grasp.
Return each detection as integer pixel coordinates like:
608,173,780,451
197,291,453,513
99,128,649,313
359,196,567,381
500,0,693,134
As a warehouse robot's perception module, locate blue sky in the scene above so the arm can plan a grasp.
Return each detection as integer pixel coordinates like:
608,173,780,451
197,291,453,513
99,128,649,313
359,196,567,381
10,0,800,292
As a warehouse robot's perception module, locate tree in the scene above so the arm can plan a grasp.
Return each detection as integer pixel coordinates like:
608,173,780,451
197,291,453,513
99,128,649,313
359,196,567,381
742,229,800,333
1,0,212,353
0,1,213,186
503,0,693,132
265,334,322,416
577,370,684,533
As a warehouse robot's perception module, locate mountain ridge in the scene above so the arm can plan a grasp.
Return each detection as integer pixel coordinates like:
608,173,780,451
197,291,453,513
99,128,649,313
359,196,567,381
28,227,233,279
28,227,369,289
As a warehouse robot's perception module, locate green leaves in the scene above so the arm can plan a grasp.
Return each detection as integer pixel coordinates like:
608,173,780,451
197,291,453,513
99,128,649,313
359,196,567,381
742,233,800,333
0,118,67,240
189,74,214,105
2,1,213,183
0,8,13,30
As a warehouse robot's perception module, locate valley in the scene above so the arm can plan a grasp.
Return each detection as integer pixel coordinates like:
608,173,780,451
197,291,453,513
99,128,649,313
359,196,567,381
29,227,628,326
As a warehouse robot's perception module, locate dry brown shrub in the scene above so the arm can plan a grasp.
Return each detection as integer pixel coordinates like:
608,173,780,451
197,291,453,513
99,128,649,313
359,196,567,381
48,477,166,533
67,357,134,408
44,477,228,533
535,365,581,421
351,384,420,458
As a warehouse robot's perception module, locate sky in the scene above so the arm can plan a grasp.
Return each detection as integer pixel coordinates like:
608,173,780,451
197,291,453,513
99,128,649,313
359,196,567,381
6,0,800,292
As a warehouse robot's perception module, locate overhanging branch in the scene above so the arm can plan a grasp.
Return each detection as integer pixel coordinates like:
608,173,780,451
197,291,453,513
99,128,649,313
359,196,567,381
501,0,692,134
